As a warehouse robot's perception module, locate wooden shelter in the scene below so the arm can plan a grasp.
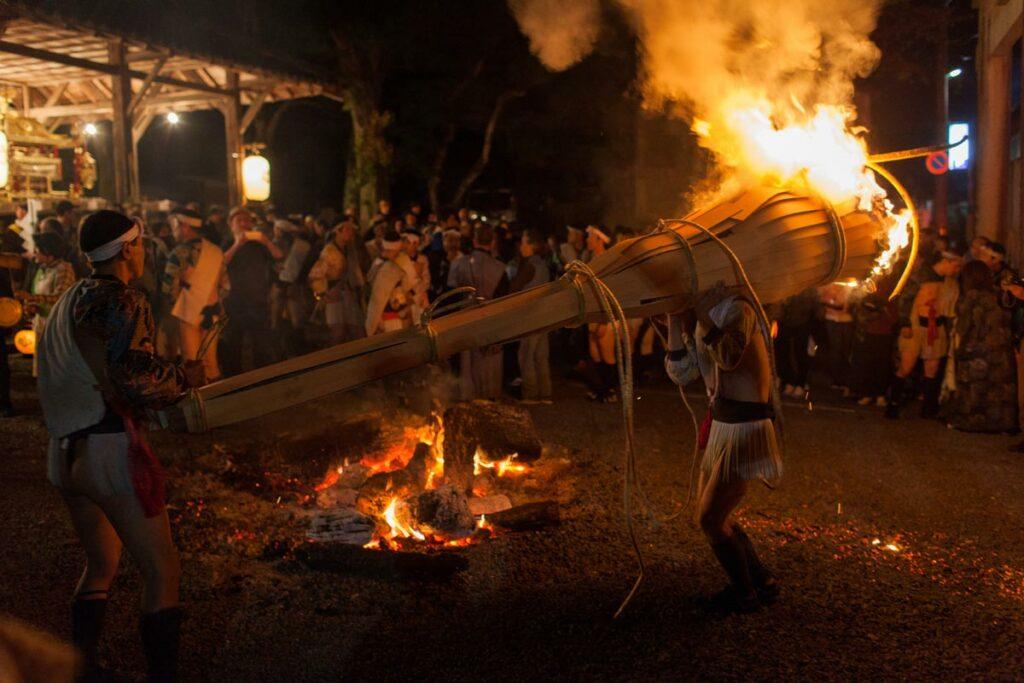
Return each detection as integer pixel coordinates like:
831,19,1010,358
0,3,337,206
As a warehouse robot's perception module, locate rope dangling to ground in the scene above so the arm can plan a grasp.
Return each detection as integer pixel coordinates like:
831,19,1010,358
565,216,786,619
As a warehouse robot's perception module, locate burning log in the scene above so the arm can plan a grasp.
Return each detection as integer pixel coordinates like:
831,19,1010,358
404,442,433,490
355,470,416,517
295,543,469,581
468,494,513,517
413,485,475,535
315,486,358,509
488,501,560,531
443,401,542,493
162,186,898,433
307,508,375,545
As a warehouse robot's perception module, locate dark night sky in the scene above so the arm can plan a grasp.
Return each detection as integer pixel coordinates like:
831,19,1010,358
100,0,976,230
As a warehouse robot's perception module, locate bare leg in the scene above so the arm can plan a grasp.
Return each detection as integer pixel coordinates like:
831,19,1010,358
64,495,122,597
697,465,749,544
92,494,180,613
64,494,121,673
697,465,759,610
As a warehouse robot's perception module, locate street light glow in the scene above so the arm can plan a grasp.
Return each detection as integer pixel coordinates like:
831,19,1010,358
83,123,98,136
166,111,180,124
946,67,963,79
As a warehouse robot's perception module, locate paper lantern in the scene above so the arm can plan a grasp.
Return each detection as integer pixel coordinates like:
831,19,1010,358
242,153,270,202
14,329,35,355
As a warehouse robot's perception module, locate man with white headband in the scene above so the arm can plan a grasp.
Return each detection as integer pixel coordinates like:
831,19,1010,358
36,209,203,681
365,230,416,335
162,208,225,381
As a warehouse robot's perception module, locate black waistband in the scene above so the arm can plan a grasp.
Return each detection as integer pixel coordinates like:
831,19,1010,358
917,315,949,327
711,397,774,423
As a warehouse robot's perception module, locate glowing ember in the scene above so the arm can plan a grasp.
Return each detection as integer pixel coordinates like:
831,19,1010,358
474,449,529,477
382,497,425,541
318,414,523,549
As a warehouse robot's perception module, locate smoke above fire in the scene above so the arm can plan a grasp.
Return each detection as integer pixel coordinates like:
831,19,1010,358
508,0,603,71
510,0,886,203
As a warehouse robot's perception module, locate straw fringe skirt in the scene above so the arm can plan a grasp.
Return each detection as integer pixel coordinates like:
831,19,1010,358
701,418,783,483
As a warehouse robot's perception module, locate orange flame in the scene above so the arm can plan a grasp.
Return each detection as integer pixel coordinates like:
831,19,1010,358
474,449,528,477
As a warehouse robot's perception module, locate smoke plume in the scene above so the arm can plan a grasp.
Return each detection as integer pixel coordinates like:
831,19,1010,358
511,0,885,200
509,0,602,71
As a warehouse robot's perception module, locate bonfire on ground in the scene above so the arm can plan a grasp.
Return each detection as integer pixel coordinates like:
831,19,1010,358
309,401,568,551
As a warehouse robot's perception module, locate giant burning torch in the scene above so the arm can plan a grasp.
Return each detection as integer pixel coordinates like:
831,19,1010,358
162,171,916,433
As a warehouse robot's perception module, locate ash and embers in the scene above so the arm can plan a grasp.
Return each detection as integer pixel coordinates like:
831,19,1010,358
309,401,568,551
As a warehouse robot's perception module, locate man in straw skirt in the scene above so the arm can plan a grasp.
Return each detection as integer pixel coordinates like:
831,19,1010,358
665,282,782,613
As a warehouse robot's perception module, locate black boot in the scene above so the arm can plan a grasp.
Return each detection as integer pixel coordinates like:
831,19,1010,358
732,525,779,603
709,538,759,614
71,593,108,682
920,376,941,419
884,376,905,419
140,607,183,683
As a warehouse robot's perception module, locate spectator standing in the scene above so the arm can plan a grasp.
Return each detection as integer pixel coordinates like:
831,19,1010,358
220,207,283,376
584,226,618,401
509,230,553,402
945,261,1017,432
162,209,225,381
819,282,855,396
0,223,25,416
887,251,963,418
448,223,509,400
308,221,366,344
850,289,898,407
775,288,818,399
365,231,415,335
24,232,76,377
559,225,587,266
401,229,431,319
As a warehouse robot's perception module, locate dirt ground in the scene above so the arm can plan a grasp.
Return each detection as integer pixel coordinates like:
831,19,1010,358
3,354,1024,682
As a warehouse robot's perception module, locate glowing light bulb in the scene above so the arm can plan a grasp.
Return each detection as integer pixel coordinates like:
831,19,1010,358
83,123,98,136
166,111,180,124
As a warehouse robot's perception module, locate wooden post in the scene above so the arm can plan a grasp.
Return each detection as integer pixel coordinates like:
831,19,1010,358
107,38,133,203
224,70,244,207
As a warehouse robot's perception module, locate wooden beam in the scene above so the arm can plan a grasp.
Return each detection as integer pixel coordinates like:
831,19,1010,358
132,112,154,144
108,38,133,203
28,90,221,118
239,88,271,135
127,53,167,115
224,70,244,207
42,81,67,107
0,39,235,97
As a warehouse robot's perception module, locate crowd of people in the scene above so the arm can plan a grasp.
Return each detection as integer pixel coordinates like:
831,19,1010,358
0,197,648,415
4,199,1024,448
774,228,1024,448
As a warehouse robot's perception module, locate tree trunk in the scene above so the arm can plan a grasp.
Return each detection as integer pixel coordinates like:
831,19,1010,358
450,89,525,209
428,59,485,216
344,99,392,227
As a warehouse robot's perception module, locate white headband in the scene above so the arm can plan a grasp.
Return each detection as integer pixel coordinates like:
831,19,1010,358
173,213,203,228
381,239,402,250
85,225,140,262
587,226,611,244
